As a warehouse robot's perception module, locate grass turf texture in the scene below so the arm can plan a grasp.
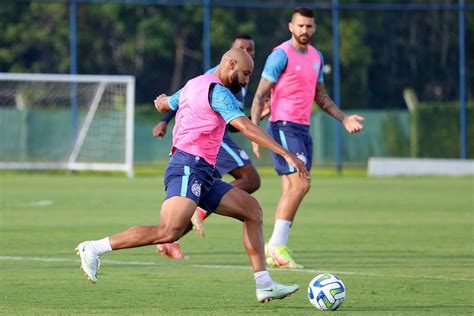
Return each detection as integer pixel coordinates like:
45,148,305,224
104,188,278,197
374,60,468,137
0,173,473,315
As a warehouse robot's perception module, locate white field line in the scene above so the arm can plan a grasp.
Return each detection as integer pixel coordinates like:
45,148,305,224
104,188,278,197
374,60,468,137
8,200,54,208
1,256,472,282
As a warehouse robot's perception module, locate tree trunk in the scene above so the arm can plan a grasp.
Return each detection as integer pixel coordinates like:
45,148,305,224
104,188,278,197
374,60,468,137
170,32,188,93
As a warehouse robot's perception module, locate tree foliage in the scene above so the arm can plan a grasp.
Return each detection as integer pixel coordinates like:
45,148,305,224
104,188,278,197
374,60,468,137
0,1,471,107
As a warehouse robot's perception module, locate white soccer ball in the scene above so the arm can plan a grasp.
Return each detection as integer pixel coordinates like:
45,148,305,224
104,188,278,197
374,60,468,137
307,273,346,311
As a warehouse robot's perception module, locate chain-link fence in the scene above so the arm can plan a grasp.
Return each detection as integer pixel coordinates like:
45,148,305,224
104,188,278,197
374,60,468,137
1,0,472,166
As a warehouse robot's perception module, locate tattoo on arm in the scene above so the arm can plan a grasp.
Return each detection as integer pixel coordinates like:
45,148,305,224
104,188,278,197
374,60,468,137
251,78,274,125
315,83,345,122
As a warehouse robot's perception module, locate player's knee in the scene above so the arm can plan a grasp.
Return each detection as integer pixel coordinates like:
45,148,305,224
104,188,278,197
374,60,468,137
244,172,261,194
291,177,311,195
156,225,183,243
235,194,261,223
168,230,182,243
247,208,263,226
235,166,261,194
301,178,311,194
245,196,263,225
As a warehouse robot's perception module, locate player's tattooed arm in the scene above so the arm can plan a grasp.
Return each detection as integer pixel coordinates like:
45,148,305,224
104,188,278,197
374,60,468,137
251,77,274,126
260,91,272,119
250,77,274,158
315,83,345,122
315,83,365,134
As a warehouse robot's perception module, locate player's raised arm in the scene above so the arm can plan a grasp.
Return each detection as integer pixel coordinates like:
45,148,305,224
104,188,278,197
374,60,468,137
315,82,364,134
154,94,171,112
154,88,182,113
230,116,309,178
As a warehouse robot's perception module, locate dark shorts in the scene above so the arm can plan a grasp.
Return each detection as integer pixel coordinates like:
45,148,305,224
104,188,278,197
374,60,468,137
213,130,252,178
267,121,313,176
164,149,234,212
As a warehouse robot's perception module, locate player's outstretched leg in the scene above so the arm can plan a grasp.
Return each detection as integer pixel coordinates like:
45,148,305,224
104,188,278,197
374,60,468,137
156,219,193,259
75,241,101,283
215,186,299,302
189,163,261,238
156,206,206,258
76,196,197,283
158,162,260,257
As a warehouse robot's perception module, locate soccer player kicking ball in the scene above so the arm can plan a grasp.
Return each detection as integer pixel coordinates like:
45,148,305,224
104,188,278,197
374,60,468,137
151,35,262,259
76,48,307,303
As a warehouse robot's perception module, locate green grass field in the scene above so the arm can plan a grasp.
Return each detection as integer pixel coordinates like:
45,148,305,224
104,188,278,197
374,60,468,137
1,172,473,315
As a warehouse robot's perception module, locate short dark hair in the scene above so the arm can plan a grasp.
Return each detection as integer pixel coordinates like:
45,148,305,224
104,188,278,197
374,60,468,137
292,7,314,19
234,34,254,41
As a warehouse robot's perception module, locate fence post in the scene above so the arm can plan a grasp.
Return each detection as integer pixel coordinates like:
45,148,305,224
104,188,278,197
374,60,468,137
69,0,78,143
332,0,342,173
203,0,211,72
459,0,467,159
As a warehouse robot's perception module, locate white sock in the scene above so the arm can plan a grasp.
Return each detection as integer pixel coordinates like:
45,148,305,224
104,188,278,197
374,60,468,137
254,270,273,290
90,237,112,256
268,219,292,247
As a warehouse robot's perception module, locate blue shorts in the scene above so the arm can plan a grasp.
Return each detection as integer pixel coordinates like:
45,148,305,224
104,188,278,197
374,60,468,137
164,149,234,212
266,121,313,176
213,130,252,178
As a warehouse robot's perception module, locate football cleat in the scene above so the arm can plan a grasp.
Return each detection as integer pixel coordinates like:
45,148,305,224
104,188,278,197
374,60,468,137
265,243,304,269
256,282,299,303
75,241,100,283
156,242,189,260
191,207,208,237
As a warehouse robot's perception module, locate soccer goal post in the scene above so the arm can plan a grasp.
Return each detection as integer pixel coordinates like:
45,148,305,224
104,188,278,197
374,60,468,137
0,73,135,177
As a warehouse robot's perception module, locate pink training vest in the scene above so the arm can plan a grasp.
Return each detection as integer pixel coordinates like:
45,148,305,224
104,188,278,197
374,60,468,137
270,41,322,125
172,74,226,166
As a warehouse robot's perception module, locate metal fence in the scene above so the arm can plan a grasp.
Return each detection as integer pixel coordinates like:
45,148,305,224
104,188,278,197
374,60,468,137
1,0,472,166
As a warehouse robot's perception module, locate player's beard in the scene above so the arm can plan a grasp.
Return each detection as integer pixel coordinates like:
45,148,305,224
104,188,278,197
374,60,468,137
295,33,312,46
229,71,243,93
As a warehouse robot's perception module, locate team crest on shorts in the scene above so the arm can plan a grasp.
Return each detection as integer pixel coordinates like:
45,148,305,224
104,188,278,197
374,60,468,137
240,150,249,160
191,182,202,197
296,152,307,165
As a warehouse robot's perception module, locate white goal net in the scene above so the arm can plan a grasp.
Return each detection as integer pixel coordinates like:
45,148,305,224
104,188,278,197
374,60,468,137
0,73,135,177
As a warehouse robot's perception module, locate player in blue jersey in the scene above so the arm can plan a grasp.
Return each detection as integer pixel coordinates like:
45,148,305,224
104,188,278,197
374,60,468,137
251,8,364,269
76,49,306,302
152,35,269,259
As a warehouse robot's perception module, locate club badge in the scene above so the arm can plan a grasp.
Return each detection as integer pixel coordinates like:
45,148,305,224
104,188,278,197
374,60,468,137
191,182,201,197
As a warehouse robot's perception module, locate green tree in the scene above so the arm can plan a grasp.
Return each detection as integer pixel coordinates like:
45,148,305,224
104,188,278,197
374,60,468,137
0,2,69,73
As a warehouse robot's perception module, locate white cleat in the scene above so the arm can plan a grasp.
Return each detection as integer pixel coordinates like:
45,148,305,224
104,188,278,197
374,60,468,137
256,282,299,303
75,241,100,284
